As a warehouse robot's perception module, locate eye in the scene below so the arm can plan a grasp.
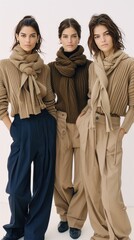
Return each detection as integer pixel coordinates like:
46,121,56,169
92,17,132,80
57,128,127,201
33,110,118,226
63,35,68,38
20,34,26,38
72,34,78,38
105,31,110,36
94,35,99,39
30,34,37,38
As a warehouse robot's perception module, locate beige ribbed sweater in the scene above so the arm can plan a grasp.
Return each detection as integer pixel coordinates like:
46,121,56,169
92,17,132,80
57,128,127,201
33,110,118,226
0,59,56,119
88,56,134,133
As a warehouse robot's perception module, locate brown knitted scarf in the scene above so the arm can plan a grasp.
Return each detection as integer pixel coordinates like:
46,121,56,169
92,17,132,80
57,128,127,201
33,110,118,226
90,50,129,132
10,45,46,118
54,45,87,118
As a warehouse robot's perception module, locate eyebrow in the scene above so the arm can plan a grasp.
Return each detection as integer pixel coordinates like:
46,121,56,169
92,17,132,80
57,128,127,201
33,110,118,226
62,33,77,36
20,32,37,35
94,30,109,36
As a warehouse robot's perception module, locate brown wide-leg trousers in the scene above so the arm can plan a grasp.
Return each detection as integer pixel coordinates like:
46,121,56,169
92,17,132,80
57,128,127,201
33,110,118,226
77,111,131,240
54,111,87,229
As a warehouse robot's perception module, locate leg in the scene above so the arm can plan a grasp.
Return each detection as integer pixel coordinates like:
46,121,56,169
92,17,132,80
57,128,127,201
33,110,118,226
3,116,32,239
99,124,131,240
24,110,56,240
54,112,74,222
80,126,109,240
67,124,87,229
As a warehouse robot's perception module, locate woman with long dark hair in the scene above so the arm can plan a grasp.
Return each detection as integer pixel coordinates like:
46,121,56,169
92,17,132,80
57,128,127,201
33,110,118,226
77,13,134,240
0,15,56,240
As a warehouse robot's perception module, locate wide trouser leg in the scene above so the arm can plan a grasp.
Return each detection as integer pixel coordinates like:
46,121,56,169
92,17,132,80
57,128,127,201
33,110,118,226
67,127,87,229
80,114,131,240
81,131,109,240
54,111,87,229
97,118,131,240
4,110,56,240
3,115,31,239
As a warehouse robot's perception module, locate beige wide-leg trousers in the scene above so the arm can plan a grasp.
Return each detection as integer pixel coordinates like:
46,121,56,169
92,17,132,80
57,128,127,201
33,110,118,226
77,111,131,240
54,111,87,229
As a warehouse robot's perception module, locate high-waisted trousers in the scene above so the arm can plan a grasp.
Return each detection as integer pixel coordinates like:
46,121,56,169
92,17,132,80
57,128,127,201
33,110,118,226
3,109,56,240
77,111,131,240
54,111,87,229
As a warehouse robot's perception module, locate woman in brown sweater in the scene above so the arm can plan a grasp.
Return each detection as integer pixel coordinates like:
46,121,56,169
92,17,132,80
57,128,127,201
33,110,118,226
77,13,134,240
0,16,56,240
49,18,92,239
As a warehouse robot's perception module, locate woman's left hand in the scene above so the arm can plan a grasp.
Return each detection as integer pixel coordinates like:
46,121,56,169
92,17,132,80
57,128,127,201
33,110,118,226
118,128,125,141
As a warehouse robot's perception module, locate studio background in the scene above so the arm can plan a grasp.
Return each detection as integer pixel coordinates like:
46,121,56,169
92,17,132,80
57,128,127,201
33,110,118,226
0,0,134,209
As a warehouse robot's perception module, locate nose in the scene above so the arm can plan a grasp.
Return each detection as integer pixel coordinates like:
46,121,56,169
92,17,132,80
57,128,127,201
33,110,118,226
101,35,106,42
68,36,72,42
25,36,30,42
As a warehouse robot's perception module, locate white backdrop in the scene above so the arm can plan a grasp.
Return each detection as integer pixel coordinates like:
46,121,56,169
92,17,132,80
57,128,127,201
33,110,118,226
0,0,134,207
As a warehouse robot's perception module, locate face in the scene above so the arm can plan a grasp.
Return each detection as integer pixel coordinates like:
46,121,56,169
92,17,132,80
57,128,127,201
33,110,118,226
93,25,114,57
60,27,80,52
16,26,39,53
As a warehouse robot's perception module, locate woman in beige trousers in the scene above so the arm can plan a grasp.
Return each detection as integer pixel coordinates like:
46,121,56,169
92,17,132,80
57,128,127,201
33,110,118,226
48,18,92,239
77,13,134,240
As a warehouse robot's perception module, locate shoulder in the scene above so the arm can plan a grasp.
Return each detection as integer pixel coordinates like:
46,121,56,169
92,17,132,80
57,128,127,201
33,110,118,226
121,56,134,72
88,61,94,70
86,59,92,69
0,59,10,67
0,59,15,73
48,61,56,69
41,64,51,75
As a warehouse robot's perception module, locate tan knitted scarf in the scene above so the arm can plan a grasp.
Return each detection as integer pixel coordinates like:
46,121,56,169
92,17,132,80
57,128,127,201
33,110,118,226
10,45,46,118
90,50,129,132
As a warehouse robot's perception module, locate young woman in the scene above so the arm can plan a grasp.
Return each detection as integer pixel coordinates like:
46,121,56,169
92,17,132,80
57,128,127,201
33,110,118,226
48,18,92,239
0,16,56,240
77,13,134,240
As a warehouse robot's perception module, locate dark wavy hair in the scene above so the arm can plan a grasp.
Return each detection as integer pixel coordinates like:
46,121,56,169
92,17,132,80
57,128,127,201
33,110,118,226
88,13,124,56
12,15,42,52
58,18,81,39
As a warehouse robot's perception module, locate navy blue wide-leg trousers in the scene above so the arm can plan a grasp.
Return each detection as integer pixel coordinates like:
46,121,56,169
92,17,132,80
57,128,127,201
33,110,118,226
3,109,56,240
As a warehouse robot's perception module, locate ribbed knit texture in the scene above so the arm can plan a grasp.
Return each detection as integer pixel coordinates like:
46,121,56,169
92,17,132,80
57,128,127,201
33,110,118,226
49,45,91,123
88,50,134,132
0,47,56,119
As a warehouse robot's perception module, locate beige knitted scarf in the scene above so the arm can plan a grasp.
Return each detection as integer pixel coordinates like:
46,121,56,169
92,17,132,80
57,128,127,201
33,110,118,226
90,50,129,132
10,45,46,118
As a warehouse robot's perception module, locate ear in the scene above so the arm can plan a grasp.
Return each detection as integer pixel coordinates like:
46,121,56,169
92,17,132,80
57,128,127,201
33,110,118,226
59,38,62,44
37,35,40,43
15,34,19,42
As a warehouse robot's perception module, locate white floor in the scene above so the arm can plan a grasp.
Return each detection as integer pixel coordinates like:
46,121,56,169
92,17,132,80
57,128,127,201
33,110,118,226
0,201,134,240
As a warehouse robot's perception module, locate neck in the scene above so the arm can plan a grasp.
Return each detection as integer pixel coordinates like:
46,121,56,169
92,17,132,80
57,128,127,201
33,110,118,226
63,46,79,58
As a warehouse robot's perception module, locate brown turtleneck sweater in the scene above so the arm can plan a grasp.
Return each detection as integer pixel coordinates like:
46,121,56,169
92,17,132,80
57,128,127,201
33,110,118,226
49,46,92,123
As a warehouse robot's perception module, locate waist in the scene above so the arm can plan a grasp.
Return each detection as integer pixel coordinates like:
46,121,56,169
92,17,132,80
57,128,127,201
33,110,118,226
96,112,119,118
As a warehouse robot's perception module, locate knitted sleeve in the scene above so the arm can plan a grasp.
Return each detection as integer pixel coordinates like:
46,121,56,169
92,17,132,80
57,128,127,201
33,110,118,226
43,65,57,119
128,61,134,106
0,66,9,120
121,61,134,132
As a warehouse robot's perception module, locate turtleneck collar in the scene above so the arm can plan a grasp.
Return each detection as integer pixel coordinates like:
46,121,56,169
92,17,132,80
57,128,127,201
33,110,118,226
63,46,79,58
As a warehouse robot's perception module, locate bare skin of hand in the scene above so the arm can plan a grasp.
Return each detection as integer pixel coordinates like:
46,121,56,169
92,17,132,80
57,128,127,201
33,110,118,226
118,128,125,141
2,115,12,131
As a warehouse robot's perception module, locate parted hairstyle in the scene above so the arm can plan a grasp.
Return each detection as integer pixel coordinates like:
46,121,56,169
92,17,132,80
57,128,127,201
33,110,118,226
88,13,124,56
58,18,81,39
12,15,42,52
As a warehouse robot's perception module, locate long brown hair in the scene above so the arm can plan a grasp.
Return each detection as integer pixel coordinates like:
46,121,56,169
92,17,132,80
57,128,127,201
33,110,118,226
12,15,42,52
88,13,124,56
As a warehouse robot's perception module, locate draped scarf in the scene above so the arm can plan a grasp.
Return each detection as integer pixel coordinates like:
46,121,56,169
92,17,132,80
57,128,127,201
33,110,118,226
90,50,129,132
54,45,87,119
10,45,47,118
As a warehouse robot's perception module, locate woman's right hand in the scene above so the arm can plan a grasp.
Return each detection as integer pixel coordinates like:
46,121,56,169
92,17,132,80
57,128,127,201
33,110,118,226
2,114,12,131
